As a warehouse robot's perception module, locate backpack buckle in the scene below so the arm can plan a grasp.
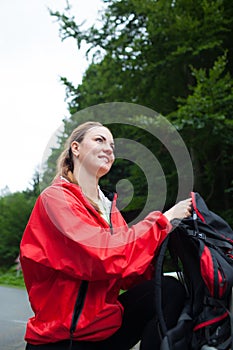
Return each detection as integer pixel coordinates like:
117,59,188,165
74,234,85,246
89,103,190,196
197,232,206,240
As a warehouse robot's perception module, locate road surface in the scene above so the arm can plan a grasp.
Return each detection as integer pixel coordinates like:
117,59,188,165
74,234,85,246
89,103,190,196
0,286,33,350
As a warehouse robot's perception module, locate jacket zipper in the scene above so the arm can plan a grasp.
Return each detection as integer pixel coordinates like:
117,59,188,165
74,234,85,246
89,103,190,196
69,280,88,343
109,199,114,235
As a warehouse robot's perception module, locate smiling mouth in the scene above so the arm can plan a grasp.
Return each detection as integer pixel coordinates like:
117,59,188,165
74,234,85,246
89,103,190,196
99,156,110,163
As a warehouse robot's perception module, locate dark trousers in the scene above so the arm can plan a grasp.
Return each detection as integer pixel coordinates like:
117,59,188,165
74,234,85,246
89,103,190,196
26,276,185,350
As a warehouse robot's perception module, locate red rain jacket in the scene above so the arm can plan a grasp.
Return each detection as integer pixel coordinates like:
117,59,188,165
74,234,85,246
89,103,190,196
20,178,171,345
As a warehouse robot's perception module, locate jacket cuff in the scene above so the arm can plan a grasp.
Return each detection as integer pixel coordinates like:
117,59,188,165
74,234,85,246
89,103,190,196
156,212,173,233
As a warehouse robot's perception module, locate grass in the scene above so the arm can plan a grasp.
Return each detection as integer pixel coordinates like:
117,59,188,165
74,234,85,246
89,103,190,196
0,266,25,288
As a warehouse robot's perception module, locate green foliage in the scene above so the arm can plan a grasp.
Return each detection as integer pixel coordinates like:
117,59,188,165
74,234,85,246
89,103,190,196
0,187,37,268
50,0,233,114
169,52,233,219
173,53,233,129
0,266,25,288
44,0,233,223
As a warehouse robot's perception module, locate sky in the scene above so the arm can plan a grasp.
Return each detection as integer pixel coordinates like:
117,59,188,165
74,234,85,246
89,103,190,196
0,0,104,194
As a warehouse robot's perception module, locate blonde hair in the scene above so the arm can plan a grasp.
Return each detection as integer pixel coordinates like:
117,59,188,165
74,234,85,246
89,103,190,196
56,121,105,212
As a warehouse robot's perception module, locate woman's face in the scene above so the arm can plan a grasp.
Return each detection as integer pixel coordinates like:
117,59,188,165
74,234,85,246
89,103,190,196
73,126,115,178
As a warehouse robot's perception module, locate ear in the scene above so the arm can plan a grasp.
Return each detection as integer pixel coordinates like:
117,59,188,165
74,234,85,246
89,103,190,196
70,141,80,158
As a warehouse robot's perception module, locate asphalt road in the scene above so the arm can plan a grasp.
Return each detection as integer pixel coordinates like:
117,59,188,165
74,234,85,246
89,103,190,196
0,286,33,350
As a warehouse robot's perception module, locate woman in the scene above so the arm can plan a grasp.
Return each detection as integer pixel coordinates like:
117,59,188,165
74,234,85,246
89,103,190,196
20,121,192,350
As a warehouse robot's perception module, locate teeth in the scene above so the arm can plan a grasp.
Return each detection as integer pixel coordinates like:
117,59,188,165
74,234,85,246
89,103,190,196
99,156,111,163
99,156,109,163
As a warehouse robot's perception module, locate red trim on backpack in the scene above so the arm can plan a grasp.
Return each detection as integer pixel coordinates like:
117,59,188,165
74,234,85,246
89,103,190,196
200,245,214,296
200,245,227,298
191,192,205,223
193,311,228,331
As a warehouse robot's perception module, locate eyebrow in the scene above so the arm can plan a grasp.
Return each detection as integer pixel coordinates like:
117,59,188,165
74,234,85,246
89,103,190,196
96,134,115,148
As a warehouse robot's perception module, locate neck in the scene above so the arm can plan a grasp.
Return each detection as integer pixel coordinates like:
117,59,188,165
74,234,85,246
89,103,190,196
81,182,99,203
73,166,99,202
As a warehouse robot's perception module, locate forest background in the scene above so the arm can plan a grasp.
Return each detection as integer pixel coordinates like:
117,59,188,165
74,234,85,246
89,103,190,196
0,0,233,279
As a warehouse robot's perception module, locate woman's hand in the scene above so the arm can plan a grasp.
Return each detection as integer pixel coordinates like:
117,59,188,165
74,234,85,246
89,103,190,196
163,198,192,222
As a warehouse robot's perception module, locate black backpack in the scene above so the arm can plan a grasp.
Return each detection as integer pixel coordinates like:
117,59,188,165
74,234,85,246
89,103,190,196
155,192,233,350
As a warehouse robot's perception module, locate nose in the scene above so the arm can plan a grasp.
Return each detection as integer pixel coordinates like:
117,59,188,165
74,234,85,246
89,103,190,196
103,143,114,156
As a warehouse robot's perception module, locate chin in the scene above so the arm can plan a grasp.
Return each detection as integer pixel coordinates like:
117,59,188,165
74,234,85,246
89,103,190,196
97,166,111,178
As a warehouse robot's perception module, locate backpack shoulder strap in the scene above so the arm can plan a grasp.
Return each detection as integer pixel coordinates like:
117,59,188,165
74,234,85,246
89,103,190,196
154,234,170,336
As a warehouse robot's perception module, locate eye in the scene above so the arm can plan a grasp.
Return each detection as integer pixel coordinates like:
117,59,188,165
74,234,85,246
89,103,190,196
95,137,103,143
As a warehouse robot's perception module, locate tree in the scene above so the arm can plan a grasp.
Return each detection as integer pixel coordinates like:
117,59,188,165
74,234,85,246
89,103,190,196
50,0,233,114
27,167,41,197
0,170,40,267
169,53,233,224
0,192,33,267
44,0,233,224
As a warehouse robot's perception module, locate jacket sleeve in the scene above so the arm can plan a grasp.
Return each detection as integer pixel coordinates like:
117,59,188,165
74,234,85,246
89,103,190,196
20,184,172,281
